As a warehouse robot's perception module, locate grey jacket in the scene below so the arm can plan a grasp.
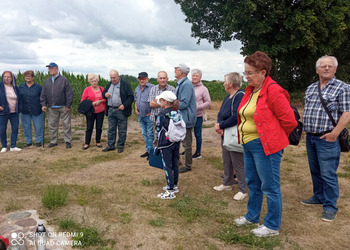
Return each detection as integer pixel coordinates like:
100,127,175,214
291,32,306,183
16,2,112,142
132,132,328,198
40,74,74,108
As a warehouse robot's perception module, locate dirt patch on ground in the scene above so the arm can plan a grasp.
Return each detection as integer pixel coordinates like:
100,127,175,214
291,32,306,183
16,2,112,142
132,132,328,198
1,101,350,249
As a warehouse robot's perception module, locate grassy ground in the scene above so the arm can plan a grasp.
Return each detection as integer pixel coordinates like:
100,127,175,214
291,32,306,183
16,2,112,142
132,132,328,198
1,101,350,249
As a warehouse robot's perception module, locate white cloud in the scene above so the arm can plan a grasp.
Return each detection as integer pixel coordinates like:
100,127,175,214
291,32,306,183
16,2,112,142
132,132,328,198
0,0,244,80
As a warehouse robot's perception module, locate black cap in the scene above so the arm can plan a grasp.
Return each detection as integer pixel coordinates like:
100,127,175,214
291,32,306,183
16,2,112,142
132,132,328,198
138,72,148,78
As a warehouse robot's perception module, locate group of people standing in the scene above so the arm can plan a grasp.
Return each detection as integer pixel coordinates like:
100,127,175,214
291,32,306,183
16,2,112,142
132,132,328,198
0,51,348,238
0,63,74,153
212,51,349,238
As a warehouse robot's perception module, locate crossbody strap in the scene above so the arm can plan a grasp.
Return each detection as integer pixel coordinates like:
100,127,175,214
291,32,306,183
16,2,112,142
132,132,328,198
230,90,244,115
317,83,337,127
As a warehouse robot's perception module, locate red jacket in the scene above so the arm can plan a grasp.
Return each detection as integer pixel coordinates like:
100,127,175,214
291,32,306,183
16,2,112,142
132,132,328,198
237,76,297,156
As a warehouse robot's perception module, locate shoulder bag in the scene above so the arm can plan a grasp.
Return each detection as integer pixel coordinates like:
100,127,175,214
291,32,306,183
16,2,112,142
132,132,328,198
222,91,244,152
318,84,350,152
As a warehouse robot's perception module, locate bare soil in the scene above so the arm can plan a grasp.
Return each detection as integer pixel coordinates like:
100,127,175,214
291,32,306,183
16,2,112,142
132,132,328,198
1,101,350,249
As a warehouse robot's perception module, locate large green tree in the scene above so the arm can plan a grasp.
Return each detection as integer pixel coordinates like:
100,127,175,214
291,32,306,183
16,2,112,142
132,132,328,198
174,0,350,91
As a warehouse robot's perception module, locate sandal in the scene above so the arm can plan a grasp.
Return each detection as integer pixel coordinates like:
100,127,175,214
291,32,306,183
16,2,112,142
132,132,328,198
82,145,89,150
96,143,102,148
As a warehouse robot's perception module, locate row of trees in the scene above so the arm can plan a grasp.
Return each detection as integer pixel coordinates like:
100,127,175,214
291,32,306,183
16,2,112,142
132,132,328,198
174,0,350,91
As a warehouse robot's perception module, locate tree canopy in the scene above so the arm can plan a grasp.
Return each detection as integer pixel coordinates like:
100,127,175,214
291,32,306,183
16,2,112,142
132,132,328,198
174,0,350,91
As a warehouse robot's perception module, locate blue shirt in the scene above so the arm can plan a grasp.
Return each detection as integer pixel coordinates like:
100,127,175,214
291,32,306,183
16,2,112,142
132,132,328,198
135,82,154,117
303,77,350,133
18,82,43,115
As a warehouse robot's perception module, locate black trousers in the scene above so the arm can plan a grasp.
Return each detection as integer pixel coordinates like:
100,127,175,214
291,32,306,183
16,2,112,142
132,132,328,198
85,111,104,145
160,142,180,190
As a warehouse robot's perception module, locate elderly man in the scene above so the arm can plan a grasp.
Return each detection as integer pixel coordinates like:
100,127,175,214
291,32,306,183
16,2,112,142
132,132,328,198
102,70,134,153
40,62,74,148
302,55,350,222
149,71,176,123
191,69,211,159
135,72,154,158
174,63,197,173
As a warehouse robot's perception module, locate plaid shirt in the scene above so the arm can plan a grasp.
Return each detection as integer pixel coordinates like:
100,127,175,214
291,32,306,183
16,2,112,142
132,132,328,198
303,77,350,134
148,84,175,122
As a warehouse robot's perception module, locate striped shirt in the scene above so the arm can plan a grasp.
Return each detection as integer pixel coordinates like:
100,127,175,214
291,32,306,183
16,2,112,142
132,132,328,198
303,77,350,134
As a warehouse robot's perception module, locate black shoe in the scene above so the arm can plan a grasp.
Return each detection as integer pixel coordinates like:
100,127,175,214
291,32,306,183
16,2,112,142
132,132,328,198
102,147,115,152
36,142,42,147
96,143,103,148
118,148,124,153
82,145,89,150
140,152,149,158
66,142,72,148
48,143,57,148
25,143,32,148
179,167,191,173
192,153,202,159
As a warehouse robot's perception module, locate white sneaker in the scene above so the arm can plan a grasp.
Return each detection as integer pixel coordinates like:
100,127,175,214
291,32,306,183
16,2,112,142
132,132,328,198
233,192,248,201
157,190,176,199
251,225,279,237
213,184,232,191
10,147,22,152
163,185,179,193
1,148,7,153
234,216,257,226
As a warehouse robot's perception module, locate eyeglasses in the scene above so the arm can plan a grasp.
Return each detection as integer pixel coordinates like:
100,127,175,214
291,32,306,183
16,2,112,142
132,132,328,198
318,65,334,69
243,71,262,76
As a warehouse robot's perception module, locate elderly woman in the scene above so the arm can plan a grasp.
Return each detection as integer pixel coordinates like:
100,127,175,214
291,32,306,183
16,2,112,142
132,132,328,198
80,73,106,150
18,70,44,147
234,51,297,237
191,69,211,159
0,71,21,152
214,72,248,200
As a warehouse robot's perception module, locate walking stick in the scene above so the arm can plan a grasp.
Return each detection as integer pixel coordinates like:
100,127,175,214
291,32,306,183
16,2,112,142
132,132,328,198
42,110,45,150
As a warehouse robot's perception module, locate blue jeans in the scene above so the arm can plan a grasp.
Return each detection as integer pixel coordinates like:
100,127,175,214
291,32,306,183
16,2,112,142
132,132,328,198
0,113,19,148
107,109,128,149
138,115,154,152
243,138,283,230
306,134,340,213
20,112,44,144
194,116,203,154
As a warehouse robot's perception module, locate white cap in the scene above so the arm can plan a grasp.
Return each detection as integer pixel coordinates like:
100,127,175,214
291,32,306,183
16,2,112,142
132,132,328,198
175,63,190,74
156,91,177,102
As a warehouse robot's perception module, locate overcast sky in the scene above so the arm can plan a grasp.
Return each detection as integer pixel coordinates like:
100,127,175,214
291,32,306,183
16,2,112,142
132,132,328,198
0,0,244,81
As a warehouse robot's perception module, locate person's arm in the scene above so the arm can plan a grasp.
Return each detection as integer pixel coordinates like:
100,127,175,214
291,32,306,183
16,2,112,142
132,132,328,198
197,87,211,110
178,83,193,110
65,79,74,109
321,112,350,141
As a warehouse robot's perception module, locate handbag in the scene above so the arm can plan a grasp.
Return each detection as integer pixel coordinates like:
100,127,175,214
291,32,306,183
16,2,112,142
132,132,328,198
223,125,243,152
222,91,244,152
318,84,350,152
149,147,164,169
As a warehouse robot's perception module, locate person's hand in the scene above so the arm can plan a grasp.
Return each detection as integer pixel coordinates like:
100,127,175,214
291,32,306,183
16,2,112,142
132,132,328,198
118,104,125,110
320,132,338,142
42,106,47,112
66,107,71,112
0,106,3,111
105,93,111,98
214,123,221,132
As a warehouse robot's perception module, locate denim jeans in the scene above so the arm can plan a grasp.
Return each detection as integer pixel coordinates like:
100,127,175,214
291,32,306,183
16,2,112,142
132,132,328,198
107,108,128,149
306,133,340,213
0,113,19,148
138,115,154,152
20,112,44,144
194,116,203,154
243,138,283,230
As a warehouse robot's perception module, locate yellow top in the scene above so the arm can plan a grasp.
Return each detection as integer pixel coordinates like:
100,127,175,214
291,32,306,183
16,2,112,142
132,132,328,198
238,90,261,144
